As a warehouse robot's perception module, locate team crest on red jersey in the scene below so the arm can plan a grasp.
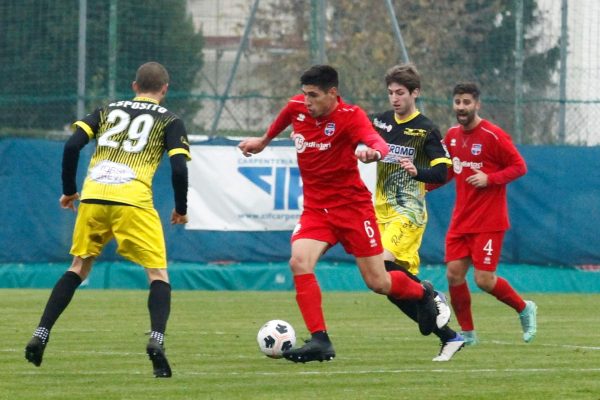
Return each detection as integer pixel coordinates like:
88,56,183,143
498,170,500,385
324,122,336,136
471,143,482,155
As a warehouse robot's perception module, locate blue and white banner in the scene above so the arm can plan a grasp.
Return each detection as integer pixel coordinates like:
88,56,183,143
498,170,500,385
186,142,376,231
187,145,302,231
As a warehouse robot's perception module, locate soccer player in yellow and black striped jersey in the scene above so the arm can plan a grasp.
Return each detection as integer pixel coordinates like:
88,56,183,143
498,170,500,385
25,62,190,377
372,63,464,361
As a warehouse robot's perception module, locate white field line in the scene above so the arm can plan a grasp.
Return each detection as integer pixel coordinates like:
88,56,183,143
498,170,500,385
488,339,600,351
2,339,600,358
8,367,600,377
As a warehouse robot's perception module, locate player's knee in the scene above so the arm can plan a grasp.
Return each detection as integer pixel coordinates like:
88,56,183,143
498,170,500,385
367,283,387,295
70,269,90,281
288,255,313,275
146,268,169,283
363,275,388,294
446,269,464,286
446,259,469,285
474,274,495,292
68,256,93,280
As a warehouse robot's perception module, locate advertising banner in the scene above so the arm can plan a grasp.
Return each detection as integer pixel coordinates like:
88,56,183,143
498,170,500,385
186,143,375,231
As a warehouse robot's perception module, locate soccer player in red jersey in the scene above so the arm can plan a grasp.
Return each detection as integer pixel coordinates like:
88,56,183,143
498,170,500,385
440,82,537,345
239,65,448,363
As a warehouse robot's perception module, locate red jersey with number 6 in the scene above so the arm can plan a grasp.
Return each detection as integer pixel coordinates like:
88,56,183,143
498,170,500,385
442,119,526,233
266,94,389,208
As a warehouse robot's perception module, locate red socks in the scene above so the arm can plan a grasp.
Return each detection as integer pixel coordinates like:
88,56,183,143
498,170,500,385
387,270,425,300
490,277,527,312
294,270,427,333
294,274,326,333
449,277,526,332
449,282,474,331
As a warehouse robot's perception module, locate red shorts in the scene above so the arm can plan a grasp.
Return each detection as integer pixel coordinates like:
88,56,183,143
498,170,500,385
445,231,505,271
292,203,383,257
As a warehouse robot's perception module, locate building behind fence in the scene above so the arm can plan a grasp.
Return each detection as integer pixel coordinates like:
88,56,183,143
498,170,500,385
1,0,599,145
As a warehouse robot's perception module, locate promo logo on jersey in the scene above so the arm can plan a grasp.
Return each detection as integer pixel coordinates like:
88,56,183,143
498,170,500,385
297,113,306,122
471,143,482,155
292,133,331,153
404,128,427,137
452,157,483,174
324,122,336,136
373,118,392,133
381,144,415,164
450,138,457,147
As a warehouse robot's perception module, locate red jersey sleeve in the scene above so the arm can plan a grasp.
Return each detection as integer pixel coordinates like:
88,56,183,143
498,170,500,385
351,108,389,158
486,134,527,185
266,101,294,139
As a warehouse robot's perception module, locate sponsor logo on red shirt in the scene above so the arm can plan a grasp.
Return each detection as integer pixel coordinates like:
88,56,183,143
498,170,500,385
292,133,331,153
452,157,483,174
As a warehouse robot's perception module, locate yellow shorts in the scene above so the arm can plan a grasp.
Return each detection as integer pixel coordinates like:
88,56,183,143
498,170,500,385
378,216,425,275
70,203,167,268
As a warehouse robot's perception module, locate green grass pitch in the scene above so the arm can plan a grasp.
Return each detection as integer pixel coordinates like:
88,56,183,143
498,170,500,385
1,290,599,399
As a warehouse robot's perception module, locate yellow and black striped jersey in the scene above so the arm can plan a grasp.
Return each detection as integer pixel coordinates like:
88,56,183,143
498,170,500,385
372,110,450,226
73,96,191,209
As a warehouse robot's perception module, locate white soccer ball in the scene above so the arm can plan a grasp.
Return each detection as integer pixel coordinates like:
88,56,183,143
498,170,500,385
257,319,296,358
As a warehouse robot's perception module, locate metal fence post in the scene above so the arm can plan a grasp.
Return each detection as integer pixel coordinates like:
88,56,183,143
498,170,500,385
310,0,327,65
210,0,260,134
77,0,87,120
108,0,118,100
559,0,568,144
514,0,524,143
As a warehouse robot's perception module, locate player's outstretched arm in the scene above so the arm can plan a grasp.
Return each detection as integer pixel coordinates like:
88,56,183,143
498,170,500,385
355,148,382,163
238,135,271,157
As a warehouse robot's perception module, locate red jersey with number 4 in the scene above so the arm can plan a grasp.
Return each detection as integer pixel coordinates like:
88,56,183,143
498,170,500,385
442,119,526,233
266,94,389,208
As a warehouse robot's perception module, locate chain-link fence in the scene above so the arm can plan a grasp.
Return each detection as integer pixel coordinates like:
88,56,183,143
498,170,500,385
1,0,598,145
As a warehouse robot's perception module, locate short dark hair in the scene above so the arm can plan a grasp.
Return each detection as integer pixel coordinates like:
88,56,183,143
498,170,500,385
300,65,339,91
453,82,480,100
384,63,421,92
135,62,169,92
